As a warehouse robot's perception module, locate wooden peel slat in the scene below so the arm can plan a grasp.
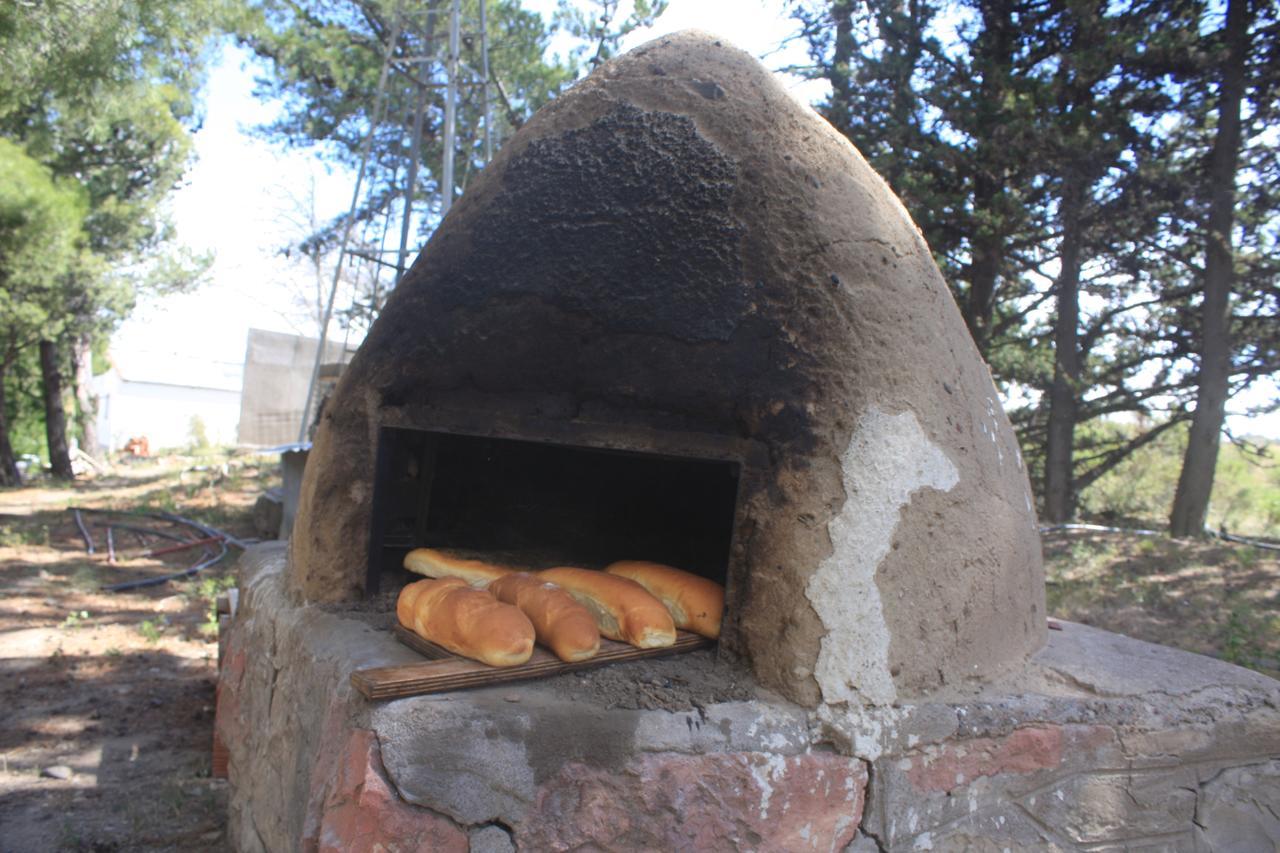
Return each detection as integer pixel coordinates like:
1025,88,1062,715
350,626,712,700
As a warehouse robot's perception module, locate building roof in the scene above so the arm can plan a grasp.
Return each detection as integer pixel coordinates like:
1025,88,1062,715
109,348,244,393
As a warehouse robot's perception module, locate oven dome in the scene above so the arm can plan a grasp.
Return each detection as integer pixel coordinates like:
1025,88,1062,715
289,30,1045,708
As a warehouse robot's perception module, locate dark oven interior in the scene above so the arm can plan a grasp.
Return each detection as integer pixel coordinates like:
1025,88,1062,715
367,427,741,595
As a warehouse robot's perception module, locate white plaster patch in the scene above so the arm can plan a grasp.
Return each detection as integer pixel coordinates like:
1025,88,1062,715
747,753,788,820
815,699,908,762
832,814,856,849
805,407,959,706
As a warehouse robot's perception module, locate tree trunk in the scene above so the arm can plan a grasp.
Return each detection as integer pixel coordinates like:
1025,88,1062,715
1043,173,1086,523
40,339,74,479
71,333,100,459
883,0,927,192
965,211,1001,354
962,0,1016,355
0,362,21,486
1169,0,1248,537
826,0,856,136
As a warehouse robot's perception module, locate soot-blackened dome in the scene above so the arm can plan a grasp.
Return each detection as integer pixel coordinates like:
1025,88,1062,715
290,31,1045,707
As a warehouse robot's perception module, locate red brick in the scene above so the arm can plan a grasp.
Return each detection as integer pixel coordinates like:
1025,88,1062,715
212,646,246,772
906,725,1065,793
904,724,1119,794
521,752,866,853
313,728,468,853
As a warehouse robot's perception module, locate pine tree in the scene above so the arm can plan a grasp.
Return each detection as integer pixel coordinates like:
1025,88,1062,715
1169,0,1279,535
244,0,573,316
0,0,234,476
0,141,85,484
791,0,1274,523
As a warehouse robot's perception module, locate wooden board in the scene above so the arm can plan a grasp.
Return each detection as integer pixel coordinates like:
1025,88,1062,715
350,625,713,701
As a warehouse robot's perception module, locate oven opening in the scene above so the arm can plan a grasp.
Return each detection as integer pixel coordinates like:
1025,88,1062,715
367,427,741,594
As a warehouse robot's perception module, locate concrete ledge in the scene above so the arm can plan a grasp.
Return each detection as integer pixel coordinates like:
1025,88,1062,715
219,544,1280,851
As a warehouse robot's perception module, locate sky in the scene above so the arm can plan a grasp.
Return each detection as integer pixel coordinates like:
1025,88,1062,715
111,0,1279,438
113,0,816,371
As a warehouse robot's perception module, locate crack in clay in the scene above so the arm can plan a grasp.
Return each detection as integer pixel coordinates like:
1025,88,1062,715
372,729,470,831
263,623,281,721
248,812,270,853
805,407,958,706
854,235,907,259
472,818,517,843
858,758,889,853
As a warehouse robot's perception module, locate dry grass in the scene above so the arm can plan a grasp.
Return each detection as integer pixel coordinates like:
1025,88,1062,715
1044,528,1280,677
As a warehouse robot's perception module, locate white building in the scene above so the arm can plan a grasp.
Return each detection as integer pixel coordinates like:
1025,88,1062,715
92,349,243,452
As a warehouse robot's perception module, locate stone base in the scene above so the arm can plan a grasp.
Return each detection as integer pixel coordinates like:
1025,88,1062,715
217,545,1280,852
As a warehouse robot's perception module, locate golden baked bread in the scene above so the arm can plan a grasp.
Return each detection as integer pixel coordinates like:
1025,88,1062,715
488,573,601,662
396,577,534,667
537,567,676,648
604,561,724,639
403,548,516,587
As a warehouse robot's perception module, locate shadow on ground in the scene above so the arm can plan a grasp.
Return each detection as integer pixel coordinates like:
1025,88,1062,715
0,457,275,852
1043,528,1280,677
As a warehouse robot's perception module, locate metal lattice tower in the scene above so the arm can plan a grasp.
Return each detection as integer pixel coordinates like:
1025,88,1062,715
298,0,494,443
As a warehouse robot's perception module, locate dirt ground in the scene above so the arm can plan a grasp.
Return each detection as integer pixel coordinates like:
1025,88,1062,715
1,459,1275,851
1043,527,1280,677
0,455,276,853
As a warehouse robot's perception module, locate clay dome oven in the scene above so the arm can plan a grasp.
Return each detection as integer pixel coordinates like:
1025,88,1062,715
289,31,1045,709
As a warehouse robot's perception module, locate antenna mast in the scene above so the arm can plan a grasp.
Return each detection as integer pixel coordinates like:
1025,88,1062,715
297,0,496,443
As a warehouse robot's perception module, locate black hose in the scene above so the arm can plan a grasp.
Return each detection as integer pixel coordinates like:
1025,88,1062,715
1041,521,1280,552
157,511,251,550
1215,530,1280,553
67,506,245,592
72,509,95,554
1039,522,1164,536
91,522,188,544
101,538,231,592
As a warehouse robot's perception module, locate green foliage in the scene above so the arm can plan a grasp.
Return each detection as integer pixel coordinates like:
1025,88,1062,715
246,0,573,165
0,1,242,267
0,142,87,462
184,573,236,637
793,0,1279,520
71,563,102,591
0,520,49,547
0,0,237,482
1043,527,1279,673
188,416,212,453
135,487,179,514
1210,440,1280,535
0,0,243,126
61,609,91,629
242,0,574,324
554,0,669,72
1076,421,1184,522
1221,603,1278,670
137,617,166,644
1079,421,1280,537
0,139,85,296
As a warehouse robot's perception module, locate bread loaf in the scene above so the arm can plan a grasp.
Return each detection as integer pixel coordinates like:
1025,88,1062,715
537,567,676,648
488,573,601,662
403,548,516,587
396,577,535,667
604,560,724,639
